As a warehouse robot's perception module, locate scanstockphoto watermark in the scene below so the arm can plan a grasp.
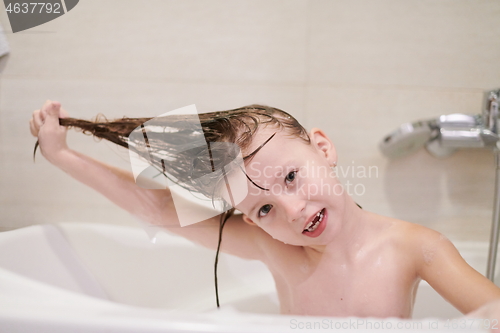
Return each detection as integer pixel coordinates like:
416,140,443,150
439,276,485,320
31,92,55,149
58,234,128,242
248,160,379,180
249,178,369,198
289,318,499,330
290,318,424,330
247,161,379,198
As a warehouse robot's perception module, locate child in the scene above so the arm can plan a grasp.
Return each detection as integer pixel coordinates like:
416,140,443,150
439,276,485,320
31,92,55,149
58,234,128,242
30,100,500,319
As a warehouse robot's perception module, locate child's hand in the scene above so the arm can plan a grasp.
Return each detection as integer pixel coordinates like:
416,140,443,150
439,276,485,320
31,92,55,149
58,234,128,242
29,100,69,163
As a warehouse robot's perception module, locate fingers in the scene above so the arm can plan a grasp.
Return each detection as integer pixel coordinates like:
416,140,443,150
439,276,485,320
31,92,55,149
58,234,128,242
46,101,60,116
44,101,61,126
29,117,37,137
33,109,42,126
30,109,42,137
40,100,63,127
30,100,65,138
40,99,59,119
40,99,51,120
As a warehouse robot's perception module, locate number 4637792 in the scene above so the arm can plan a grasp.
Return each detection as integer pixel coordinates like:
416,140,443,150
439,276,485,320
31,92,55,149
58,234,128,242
5,2,62,14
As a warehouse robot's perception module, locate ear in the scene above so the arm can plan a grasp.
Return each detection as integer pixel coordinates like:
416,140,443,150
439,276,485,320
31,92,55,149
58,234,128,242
309,128,337,166
242,214,258,227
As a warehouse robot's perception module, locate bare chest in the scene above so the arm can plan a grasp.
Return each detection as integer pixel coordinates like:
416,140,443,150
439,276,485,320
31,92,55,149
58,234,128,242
272,253,419,318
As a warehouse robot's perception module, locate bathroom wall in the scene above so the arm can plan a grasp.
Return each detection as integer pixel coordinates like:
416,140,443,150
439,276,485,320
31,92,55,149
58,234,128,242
1,0,499,243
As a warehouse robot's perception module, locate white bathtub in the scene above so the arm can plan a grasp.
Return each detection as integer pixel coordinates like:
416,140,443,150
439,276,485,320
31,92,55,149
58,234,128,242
0,223,490,332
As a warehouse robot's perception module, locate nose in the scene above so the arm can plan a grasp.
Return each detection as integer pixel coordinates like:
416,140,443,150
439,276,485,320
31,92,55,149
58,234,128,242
278,195,305,223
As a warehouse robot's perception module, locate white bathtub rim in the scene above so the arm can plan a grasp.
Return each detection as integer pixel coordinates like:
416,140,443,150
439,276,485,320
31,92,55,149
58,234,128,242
0,266,488,333
0,222,492,333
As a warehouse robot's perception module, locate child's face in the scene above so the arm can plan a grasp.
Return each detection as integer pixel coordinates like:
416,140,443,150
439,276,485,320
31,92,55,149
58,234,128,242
234,127,346,247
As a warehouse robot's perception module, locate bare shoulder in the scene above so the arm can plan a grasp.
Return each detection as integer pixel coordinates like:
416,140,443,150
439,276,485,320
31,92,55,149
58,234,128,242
166,212,296,263
373,217,500,313
364,214,424,246
392,220,500,313
392,217,450,254
368,215,449,268
392,220,454,268
377,215,445,248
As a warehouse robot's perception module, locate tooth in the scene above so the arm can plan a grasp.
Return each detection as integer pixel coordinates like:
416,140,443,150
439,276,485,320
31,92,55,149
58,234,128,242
304,210,325,232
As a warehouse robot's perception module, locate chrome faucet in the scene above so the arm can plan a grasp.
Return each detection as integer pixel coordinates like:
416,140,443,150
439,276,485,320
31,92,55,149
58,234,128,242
380,88,500,282
484,89,499,134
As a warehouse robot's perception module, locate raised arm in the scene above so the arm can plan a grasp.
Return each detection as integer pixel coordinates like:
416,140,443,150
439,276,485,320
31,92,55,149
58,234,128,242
413,226,500,314
29,100,269,260
30,100,175,226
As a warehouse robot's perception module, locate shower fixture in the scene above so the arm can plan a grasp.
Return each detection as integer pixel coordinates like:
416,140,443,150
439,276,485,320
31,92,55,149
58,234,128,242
380,88,500,282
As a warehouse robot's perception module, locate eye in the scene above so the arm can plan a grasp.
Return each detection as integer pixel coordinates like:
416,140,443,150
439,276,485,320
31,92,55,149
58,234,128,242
258,204,273,218
285,170,297,185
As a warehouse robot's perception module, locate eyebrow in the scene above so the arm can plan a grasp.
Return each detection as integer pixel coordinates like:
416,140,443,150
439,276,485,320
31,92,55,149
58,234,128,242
240,132,277,192
243,132,276,162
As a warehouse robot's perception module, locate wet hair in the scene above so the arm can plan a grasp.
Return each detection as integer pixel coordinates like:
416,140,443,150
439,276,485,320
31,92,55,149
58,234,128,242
37,105,309,196
34,104,309,307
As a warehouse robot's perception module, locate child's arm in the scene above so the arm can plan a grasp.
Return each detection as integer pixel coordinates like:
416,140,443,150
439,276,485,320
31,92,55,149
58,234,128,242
30,100,175,227
412,226,500,314
466,298,500,321
29,100,270,260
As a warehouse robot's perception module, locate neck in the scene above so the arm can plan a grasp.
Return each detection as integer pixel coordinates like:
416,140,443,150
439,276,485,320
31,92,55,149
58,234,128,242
303,194,369,259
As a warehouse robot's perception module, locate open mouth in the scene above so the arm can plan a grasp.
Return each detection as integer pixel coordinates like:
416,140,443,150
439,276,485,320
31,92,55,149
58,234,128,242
303,208,325,233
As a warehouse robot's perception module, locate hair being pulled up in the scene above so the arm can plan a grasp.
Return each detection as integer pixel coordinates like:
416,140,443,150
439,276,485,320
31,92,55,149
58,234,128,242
56,104,308,154
36,104,309,200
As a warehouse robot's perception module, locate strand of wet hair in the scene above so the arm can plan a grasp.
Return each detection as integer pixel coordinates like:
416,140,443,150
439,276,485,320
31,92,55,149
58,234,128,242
214,208,233,308
33,117,151,161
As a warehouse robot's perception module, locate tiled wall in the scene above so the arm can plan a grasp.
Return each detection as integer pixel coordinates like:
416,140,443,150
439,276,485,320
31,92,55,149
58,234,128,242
1,0,499,242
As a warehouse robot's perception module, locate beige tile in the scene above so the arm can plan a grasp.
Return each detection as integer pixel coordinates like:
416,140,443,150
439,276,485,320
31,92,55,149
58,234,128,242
308,0,500,89
305,85,484,156
2,0,308,84
1,77,306,117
